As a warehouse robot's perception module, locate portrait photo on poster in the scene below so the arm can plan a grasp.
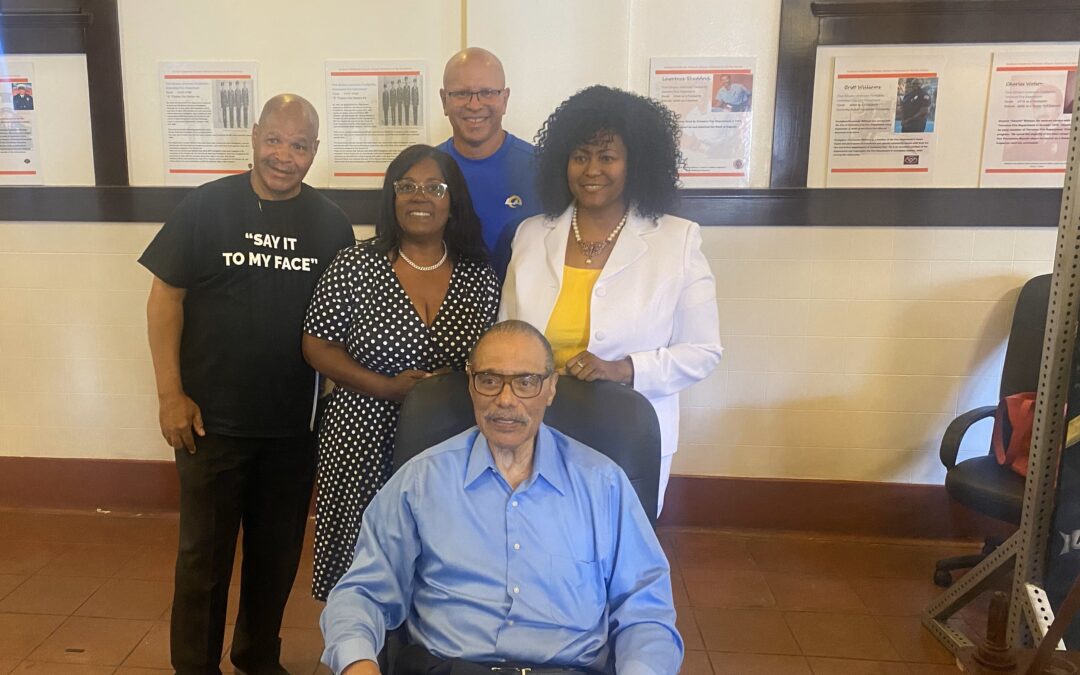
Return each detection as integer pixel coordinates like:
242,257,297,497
711,73,752,113
11,82,33,111
214,80,252,130
895,77,938,133
379,75,422,127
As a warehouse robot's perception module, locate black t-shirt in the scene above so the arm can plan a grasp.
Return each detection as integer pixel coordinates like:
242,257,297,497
139,172,355,438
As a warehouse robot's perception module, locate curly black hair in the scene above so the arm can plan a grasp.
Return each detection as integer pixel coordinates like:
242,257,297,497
364,144,488,262
534,85,682,219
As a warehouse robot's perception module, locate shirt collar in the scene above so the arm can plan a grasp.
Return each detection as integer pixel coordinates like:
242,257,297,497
464,424,568,496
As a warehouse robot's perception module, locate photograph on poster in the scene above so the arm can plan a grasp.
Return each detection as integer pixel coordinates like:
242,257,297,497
378,75,421,127
11,83,33,111
711,73,752,113
894,77,937,133
213,80,252,130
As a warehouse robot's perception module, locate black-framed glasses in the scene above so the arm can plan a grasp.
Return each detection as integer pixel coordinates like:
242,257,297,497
393,180,448,199
445,88,504,104
469,370,552,399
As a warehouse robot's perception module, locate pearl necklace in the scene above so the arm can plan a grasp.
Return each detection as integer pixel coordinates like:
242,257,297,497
572,205,628,264
398,242,448,271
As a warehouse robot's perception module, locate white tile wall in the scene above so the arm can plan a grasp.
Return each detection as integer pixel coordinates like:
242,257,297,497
0,222,1056,485
674,225,1054,485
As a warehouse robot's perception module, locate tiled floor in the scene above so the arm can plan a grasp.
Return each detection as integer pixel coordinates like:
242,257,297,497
0,508,991,674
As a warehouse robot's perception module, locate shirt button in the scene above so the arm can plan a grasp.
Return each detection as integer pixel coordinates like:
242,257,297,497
513,543,521,550
511,500,518,507
595,331,606,341
595,287,607,297
508,619,515,625
513,586,520,594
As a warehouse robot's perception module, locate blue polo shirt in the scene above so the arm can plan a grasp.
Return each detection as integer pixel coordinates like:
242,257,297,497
439,133,542,278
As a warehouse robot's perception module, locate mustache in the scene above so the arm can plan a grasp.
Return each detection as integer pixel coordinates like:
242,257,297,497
485,412,527,425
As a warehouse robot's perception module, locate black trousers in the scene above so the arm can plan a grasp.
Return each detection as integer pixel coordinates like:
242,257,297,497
171,432,316,675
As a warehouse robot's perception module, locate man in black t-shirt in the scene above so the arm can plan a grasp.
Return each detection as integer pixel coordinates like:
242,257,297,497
140,93,354,675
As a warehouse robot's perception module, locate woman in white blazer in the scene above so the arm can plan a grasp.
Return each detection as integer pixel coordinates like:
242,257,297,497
500,85,722,514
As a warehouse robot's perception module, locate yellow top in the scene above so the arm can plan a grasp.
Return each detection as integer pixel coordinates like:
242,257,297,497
545,265,602,370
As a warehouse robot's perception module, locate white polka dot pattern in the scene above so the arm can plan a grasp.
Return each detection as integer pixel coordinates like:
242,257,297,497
302,243,499,600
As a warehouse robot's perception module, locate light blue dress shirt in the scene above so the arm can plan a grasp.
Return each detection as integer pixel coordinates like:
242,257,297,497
320,425,682,675
714,83,751,112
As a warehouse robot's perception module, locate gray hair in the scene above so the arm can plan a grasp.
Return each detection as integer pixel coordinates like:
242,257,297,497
469,320,554,373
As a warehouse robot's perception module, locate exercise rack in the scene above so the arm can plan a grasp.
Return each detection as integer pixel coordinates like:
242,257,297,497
924,50,1080,655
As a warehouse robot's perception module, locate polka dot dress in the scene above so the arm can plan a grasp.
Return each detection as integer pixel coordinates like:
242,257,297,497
303,243,499,600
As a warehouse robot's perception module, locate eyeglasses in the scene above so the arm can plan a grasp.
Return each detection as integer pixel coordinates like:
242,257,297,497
393,180,448,199
470,370,552,399
444,88,505,104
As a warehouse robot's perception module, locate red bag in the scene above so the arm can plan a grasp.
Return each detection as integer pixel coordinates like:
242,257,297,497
992,392,1036,477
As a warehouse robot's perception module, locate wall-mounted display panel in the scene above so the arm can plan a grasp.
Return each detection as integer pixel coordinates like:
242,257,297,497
808,42,1080,188
980,50,1079,187
650,57,756,188
159,61,258,186
0,54,93,186
118,0,460,188
325,61,429,188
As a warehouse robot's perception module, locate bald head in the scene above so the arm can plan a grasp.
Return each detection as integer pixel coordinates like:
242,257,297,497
440,47,510,159
250,93,320,201
257,93,319,137
443,47,505,88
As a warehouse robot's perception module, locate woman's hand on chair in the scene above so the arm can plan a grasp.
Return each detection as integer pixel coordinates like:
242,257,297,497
382,369,432,402
565,351,634,385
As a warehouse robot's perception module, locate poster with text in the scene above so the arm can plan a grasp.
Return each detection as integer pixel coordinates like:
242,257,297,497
160,61,258,186
649,57,754,187
980,50,1080,187
326,61,427,188
0,62,42,185
826,56,945,187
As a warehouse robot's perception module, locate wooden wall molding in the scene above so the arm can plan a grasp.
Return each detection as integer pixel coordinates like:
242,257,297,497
0,186,1061,228
0,456,1012,540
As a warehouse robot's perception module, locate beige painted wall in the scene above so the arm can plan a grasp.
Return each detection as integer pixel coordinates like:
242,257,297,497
0,222,1055,485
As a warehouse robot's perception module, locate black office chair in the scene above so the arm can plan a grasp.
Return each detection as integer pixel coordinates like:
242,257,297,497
377,371,662,672
392,370,662,524
933,274,1049,587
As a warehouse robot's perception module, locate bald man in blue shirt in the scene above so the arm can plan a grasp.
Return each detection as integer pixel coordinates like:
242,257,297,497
320,321,681,675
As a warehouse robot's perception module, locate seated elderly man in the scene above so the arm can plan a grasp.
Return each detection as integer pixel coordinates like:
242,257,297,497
320,320,682,675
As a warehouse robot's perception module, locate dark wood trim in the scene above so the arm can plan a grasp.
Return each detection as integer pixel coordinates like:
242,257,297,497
0,186,1060,228
0,185,386,224
0,456,1015,539
772,0,819,189
0,457,179,513
771,0,1080,187
678,188,1062,227
0,10,89,54
812,0,1080,18
82,0,129,186
658,475,1015,540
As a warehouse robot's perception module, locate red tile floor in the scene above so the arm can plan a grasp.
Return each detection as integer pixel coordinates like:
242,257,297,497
0,508,993,674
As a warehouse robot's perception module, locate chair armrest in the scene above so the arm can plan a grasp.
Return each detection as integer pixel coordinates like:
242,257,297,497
940,405,997,469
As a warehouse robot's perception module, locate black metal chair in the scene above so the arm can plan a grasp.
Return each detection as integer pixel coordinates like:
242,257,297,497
933,275,1049,587
392,370,662,524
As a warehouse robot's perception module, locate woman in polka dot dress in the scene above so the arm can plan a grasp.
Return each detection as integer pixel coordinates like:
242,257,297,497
302,144,499,600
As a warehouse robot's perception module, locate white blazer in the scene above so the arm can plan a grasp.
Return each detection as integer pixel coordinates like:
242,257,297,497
500,205,722,457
